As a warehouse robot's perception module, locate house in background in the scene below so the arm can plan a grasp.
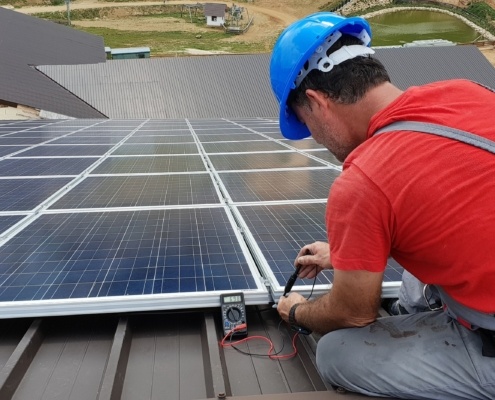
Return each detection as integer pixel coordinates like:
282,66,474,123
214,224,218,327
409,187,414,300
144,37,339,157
204,3,226,27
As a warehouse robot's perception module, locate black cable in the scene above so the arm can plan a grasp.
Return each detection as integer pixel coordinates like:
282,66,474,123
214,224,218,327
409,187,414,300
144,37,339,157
227,267,318,357
228,319,286,357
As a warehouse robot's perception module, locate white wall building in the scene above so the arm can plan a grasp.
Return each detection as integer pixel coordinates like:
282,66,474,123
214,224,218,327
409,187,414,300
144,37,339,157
204,3,226,27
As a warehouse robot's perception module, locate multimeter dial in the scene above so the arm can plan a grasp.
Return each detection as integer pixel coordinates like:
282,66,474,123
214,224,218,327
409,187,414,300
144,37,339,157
226,307,242,322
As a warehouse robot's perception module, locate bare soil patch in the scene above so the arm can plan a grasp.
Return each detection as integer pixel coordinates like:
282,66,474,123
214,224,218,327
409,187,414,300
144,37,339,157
16,0,495,65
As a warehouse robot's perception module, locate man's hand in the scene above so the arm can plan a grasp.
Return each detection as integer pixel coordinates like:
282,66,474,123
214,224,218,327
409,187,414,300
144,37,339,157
277,292,306,322
296,241,332,279
277,269,383,334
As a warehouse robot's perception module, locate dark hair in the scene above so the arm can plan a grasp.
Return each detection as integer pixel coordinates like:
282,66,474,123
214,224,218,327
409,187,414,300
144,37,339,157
288,34,390,108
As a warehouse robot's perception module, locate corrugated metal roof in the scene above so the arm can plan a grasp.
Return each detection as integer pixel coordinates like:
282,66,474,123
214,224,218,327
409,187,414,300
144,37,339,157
37,46,495,120
0,8,106,118
204,3,227,17
38,54,280,119
0,305,392,400
375,45,495,90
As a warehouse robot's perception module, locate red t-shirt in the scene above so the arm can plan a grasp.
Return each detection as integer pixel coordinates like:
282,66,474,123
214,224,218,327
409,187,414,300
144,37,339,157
327,79,495,312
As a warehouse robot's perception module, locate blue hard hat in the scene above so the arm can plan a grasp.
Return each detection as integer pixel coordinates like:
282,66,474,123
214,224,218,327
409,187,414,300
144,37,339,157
269,12,372,140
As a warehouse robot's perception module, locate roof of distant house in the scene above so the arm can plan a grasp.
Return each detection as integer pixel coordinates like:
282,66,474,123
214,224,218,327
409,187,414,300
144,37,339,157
204,3,227,17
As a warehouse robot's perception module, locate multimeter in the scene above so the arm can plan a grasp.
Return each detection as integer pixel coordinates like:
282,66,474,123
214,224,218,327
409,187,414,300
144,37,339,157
220,292,247,337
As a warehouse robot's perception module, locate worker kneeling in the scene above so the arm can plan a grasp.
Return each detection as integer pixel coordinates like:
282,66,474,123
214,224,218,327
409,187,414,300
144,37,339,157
270,12,495,400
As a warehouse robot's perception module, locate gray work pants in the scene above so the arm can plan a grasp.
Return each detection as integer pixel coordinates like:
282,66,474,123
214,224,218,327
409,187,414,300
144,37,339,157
316,274,495,399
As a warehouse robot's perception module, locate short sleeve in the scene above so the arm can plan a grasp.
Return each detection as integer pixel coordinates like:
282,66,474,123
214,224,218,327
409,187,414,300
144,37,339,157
327,163,395,272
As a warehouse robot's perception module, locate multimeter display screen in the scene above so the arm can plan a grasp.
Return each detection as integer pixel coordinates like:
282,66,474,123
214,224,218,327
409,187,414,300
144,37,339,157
223,295,241,303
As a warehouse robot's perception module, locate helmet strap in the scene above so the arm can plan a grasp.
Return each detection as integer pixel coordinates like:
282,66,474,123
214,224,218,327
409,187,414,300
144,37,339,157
295,28,373,88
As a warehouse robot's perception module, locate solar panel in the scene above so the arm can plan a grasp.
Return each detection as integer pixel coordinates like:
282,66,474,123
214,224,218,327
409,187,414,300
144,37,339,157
196,134,266,142
112,143,199,156
0,208,259,299
218,169,339,203
49,174,221,209
203,141,289,153
208,152,328,170
233,203,403,299
0,118,402,318
91,155,206,174
0,146,26,157
304,149,342,166
17,145,114,157
193,128,253,135
0,158,99,176
51,136,124,145
125,136,195,144
0,206,266,317
0,137,48,145
0,178,72,211
282,138,325,150
0,215,25,234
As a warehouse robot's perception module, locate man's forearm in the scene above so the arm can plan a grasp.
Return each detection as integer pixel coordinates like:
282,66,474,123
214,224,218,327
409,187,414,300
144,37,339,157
294,290,379,335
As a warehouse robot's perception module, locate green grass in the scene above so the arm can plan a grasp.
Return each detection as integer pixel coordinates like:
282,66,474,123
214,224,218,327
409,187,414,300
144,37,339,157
74,26,268,56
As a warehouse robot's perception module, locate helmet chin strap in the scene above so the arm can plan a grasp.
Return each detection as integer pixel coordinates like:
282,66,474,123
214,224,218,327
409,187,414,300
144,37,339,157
295,29,374,88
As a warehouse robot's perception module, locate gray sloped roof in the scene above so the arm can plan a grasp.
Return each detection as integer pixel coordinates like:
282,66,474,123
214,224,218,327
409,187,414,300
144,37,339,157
204,3,226,17
0,8,106,118
38,54,279,119
37,45,495,120
375,45,495,90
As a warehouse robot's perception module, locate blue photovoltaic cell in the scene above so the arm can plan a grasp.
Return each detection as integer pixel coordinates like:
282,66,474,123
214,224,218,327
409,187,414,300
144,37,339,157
202,141,288,153
197,134,266,143
0,158,99,176
193,128,253,135
0,178,72,211
50,174,221,209
237,203,404,287
219,169,340,202
283,139,325,150
50,136,124,145
125,136,194,144
209,152,327,171
69,131,129,137
17,145,114,157
0,215,24,235
0,137,48,145
0,208,258,301
0,146,26,157
112,144,199,156
132,129,192,136
237,203,333,287
304,149,342,166
91,155,206,174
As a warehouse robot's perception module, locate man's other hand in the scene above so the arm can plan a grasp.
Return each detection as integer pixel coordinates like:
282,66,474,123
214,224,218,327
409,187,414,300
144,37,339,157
296,241,332,279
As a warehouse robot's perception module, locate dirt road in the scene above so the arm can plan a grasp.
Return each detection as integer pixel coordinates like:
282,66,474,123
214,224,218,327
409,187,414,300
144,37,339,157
17,0,311,26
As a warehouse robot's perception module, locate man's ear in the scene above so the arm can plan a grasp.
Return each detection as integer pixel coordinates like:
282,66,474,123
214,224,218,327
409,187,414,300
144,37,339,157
305,89,329,112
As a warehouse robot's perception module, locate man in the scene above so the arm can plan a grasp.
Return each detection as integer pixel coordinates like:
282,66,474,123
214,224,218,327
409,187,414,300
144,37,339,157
270,12,495,400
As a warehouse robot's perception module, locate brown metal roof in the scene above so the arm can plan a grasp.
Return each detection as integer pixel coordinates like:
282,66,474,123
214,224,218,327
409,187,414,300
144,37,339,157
0,306,394,400
0,8,106,118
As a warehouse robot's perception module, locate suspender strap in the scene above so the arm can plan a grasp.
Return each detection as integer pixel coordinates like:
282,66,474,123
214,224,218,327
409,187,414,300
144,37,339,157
374,121,495,155
373,119,495,339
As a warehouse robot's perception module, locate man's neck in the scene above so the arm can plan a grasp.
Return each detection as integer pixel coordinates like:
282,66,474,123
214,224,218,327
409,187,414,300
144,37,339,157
335,82,404,143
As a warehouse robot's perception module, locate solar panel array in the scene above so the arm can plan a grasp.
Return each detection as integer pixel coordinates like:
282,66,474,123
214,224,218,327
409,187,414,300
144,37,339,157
0,118,402,317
